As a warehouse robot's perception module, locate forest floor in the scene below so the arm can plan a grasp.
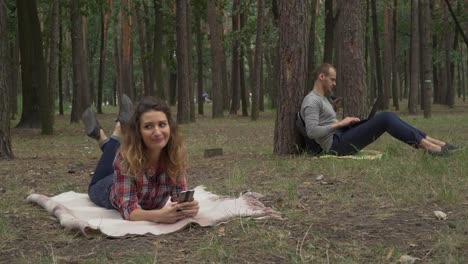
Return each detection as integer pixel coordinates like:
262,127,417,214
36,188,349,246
1,101,468,263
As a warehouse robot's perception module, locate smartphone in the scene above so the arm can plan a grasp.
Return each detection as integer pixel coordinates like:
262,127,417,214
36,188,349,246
178,190,195,203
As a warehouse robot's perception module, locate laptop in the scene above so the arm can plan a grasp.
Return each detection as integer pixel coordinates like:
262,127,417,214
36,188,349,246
346,98,379,128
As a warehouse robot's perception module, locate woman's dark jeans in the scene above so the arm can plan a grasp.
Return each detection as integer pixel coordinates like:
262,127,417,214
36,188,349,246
88,136,120,209
329,112,427,156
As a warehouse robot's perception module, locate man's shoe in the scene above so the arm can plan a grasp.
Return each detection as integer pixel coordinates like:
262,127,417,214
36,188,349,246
118,94,134,126
81,107,101,140
444,143,459,151
428,145,452,157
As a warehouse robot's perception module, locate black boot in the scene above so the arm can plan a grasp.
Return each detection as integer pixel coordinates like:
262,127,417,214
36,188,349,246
118,94,134,128
81,107,101,140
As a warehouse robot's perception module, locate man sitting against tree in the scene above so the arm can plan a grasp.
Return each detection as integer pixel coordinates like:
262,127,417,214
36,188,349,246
296,63,456,156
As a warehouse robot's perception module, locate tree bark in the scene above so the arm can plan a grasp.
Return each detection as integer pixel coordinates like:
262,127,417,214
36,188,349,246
229,0,241,115
383,2,391,110
217,7,230,111
8,22,19,119
323,0,334,63
176,0,191,124
195,12,204,115
240,12,249,116
120,0,134,99
186,0,195,122
251,0,264,121
58,22,64,115
273,0,308,155
306,0,318,93
207,0,224,118
16,0,46,129
408,0,419,114
420,0,432,118
337,0,367,118
153,0,165,99
0,0,14,159
44,0,59,134
135,3,151,97
97,0,112,114
391,0,400,110
371,0,384,110
70,0,90,123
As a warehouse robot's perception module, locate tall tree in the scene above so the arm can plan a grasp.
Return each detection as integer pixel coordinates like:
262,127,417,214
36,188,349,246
391,0,400,110
8,20,19,120
97,0,112,114
186,0,195,122
120,0,134,99
44,0,60,134
306,0,318,92
0,0,14,159
176,0,191,124
70,0,91,123
273,0,308,155
229,0,241,115
239,12,249,117
323,0,335,63
207,0,224,118
408,0,419,114
216,7,229,111
371,0,384,109
135,2,151,96
251,0,265,121
16,0,46,129
153,0,165,99
382,2,391,109
420,0,432,118
337,0,367,118
195,9,204,115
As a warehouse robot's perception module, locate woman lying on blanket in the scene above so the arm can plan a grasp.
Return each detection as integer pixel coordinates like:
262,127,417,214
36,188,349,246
298,63,458,156
81,95,199,223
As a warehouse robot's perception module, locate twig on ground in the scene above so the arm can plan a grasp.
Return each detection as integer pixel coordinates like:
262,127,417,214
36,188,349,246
299,223,313,262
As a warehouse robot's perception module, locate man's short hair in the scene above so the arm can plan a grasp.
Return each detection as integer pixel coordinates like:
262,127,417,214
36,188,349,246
314,63,335,80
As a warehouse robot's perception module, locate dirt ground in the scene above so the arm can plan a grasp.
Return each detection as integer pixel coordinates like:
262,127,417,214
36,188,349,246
1,110,467,263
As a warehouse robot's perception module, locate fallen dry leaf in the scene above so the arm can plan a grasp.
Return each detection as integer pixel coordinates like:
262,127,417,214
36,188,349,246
433,210,447,220
398,254,421,264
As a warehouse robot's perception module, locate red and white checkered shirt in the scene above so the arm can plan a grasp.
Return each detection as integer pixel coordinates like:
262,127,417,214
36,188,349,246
110,154,187,220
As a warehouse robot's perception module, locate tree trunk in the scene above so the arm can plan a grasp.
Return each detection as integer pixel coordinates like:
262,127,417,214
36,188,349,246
120,0,134,99
229,0,241,115
323,0,334,63
337,0,367,118
273,0,307,155
420,0,432,118
408,0,419,114
176,0,190,124
70,0,90,123
97,0,112,114
371,0,384,110
270,0,280,109
391,0,400,110
207,0,224,118
169,72,177,106
306,0,318,92
195,12,204,115
382,2,391,110
58,22,64,115
8,23,19,119
16,0,45,128
443,1,454,108
217,7,229,111
44,0,59,134
240,12,249,116
251,0,264,121
0,0,14,159
153,0,165,99
135,3,151,97
186,0,195,122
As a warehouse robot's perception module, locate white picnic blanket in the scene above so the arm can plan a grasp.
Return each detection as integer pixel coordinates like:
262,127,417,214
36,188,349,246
27,186,280,238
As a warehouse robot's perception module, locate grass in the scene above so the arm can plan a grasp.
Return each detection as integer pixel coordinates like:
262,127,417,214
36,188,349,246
1,101,468,263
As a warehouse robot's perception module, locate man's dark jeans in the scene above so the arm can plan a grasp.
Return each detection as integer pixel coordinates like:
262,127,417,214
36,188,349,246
328,112,426,156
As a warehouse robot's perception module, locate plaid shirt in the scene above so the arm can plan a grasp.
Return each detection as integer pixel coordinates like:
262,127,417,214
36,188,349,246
110,154,187,220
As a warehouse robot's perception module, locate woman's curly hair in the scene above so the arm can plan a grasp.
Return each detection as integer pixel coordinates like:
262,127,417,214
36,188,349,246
119,96,187,181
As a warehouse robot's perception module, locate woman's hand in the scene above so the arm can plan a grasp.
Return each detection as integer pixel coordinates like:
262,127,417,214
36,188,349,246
334,117,361,129
151,202,187,224
177,200,199,218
